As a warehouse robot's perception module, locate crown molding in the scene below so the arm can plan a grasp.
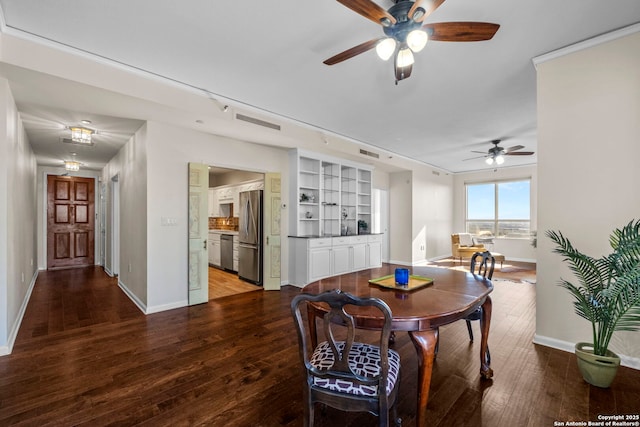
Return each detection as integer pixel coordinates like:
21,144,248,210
532,22,640,69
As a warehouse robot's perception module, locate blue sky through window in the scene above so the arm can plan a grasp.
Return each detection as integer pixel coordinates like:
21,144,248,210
467,181,530,219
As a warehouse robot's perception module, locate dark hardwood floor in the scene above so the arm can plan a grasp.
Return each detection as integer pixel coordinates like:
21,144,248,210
1,265,639,426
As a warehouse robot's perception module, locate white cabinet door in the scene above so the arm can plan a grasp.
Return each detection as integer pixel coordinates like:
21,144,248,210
352,243,367,271
209,188,219,217
233,235,239,272
332,245,350,276
367,242,382,268
210,234,221,267
309,248,331,282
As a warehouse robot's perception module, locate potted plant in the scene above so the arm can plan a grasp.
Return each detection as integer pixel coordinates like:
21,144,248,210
546,220,640,387
357,219,368,234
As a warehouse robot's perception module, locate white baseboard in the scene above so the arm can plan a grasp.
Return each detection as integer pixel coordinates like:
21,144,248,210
1,270,39,356
146,300,188,314
388,259,413,266
533,334,640,370
117,279,147,314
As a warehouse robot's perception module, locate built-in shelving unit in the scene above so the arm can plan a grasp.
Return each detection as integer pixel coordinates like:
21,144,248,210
289,149,373,237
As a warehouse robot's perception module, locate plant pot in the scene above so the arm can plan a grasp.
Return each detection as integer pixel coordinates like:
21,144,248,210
574,342,621,388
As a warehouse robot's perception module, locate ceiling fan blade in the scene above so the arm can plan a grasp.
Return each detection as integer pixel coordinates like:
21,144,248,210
505,145,524,153
470,150,487,154
505,151,535,156
423,22,500,42
419,0,447,21
337,0,396,26
323,38,382,65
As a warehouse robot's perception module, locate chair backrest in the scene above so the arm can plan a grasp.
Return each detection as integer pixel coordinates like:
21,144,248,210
290,289,393,395
470,251,495,280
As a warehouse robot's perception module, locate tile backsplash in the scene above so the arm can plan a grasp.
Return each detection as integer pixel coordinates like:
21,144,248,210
209,217,238,231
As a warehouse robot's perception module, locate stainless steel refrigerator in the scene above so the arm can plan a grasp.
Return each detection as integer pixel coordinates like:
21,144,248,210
238,190,262,285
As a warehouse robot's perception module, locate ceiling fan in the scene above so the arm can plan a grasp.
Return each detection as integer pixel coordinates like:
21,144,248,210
466,140,535,165
323,0,500,83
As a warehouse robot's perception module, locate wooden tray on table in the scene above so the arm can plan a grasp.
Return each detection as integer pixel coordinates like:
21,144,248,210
368,274,434,292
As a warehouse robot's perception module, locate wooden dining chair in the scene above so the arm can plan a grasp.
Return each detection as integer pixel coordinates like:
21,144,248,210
465,251,495,362
291,290,402,427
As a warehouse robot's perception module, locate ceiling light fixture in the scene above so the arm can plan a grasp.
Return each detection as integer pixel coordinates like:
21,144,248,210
70,126,94,145
406,29,428,52
485,154,505,165
64,161,80,171
396,47,414,68
376,38,397,60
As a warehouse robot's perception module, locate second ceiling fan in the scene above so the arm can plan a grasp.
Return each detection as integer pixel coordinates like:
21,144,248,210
324,0,500,83
466,140,535,165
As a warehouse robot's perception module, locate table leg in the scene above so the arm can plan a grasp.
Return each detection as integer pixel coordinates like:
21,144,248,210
479,296,494,379
409,328,438,427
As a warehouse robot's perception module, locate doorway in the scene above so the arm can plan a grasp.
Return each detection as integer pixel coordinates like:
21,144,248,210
207,166,266,299
110,175,120,276
46,175,96,269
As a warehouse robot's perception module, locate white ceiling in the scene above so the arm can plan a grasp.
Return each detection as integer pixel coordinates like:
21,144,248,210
0,0,639,173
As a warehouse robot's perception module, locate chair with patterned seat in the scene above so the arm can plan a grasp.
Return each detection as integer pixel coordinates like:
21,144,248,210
291,289,401,427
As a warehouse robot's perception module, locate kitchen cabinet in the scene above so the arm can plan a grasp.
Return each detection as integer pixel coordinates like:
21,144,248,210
289,149,373,237
208,188,218,217
233,235,239,272
209,179,264,218
208,233,221,267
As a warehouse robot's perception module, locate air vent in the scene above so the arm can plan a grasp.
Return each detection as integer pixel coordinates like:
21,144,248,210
359,149,379,159
235,114,281,131
60,137,94,146
432,171,440,176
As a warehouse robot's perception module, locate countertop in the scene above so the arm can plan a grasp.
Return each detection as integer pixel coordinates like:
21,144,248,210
209,229,238,235
288,233,383,239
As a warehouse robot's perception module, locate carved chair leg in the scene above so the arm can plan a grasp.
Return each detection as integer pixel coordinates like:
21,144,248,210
465,319,474,342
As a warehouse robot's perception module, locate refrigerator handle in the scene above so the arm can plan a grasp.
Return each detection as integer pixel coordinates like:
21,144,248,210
244,197,251,235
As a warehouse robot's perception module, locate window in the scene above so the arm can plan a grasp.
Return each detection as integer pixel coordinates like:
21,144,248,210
466,180,530,238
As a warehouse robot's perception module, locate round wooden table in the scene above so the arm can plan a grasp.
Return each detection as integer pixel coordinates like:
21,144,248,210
302,264,494,427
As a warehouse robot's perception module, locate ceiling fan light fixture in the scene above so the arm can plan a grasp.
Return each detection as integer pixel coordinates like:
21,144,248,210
485,157,494,165
407,29,428,52
396,47,414,68
70,126,94,145
376,38,397,61
495,155,505,165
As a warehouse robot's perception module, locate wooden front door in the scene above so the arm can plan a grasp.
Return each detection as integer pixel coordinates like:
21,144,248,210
47,175,95,269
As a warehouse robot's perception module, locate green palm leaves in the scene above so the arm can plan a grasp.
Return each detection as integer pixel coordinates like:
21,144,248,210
547,220,640,356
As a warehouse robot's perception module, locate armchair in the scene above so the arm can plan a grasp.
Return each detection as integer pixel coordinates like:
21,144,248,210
451,233,485,263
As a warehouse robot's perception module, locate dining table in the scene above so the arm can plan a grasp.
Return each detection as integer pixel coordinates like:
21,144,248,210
301,264,494,427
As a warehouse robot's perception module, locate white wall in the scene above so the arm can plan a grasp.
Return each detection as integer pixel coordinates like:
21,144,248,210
144,121,290,312
453,165,538,262
388,171,413,264
535,30,640,367
102,125,148,310
413,168,454,262
0,78,38,355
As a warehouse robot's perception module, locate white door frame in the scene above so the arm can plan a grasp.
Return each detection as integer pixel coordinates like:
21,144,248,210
111,175,120,276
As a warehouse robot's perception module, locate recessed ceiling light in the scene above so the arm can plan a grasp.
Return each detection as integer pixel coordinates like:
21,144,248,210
81,120,92,125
